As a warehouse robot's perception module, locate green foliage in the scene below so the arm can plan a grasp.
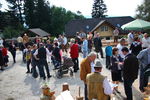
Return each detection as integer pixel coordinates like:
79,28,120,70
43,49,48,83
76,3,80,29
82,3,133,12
92,0,107,18
0,11,21,30
5,0,85,37
50,6,84,36
3,24,25,38
135,0,150,21
24,0,37,28
6,0,24,24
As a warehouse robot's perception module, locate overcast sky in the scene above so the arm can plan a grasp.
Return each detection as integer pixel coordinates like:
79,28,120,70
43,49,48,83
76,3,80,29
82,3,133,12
0,0,144,18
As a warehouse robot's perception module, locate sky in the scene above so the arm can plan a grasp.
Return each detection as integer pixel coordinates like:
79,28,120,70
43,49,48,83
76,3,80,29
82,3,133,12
0,0,144,18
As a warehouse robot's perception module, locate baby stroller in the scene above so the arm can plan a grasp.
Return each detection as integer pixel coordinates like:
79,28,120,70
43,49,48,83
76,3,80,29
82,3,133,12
56,56,74,79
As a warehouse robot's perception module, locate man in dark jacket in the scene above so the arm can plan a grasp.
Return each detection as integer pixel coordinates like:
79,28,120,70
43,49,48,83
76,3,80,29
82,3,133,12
122,47,139,100
52,43,61,69
93,33,104,58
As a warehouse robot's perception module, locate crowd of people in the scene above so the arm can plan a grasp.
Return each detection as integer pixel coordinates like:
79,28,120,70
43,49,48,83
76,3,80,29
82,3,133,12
0,30,150,100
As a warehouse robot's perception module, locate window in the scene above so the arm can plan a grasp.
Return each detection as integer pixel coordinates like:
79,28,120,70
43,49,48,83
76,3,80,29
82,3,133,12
100,26,108,31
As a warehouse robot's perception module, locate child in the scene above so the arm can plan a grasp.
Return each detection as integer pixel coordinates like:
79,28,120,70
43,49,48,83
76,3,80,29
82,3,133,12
105,42,112,69
26,45,32,73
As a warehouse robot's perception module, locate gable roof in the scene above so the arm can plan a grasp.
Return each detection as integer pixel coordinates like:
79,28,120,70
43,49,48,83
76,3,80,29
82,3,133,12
65,16,135,37
91,20,115,32
28,28,49,37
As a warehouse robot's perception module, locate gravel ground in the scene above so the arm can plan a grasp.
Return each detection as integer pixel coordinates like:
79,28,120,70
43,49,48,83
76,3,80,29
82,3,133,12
0,50,144,100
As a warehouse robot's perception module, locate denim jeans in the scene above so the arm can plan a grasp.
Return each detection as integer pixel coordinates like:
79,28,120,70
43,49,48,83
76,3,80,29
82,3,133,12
83,51,88,58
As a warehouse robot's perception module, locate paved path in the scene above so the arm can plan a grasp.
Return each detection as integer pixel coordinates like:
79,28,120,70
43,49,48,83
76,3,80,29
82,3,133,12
0,50,144,100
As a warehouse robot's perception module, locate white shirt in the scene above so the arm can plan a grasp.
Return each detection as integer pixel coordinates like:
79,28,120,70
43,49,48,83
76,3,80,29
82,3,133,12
128,33,134,44
63,37,67,45
116,43,125,59
34,48,51,56
113,29,119,36
142,37,150,48
103,78,113,95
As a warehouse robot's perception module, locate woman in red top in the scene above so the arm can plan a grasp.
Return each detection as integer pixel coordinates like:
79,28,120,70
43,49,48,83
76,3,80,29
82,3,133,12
70,38,79,72
2,46,9,66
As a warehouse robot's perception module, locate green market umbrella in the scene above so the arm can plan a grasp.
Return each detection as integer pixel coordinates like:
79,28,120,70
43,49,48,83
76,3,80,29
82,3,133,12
121,19,150,31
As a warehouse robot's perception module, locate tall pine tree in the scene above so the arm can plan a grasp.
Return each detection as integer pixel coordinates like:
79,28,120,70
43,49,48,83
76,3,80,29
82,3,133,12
24,0,37,28
92,0,107,18
35,0,51,31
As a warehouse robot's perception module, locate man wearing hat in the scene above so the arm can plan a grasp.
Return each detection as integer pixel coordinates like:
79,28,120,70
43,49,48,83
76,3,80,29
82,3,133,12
86,60,112,100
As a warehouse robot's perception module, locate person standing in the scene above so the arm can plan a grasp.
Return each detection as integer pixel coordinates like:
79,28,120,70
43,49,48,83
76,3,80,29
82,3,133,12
87,35,93,54
127,31,134,46
113,27,119,43
116,38,126,59
0,45,4,70
86,60,113,100
17,35,23,50
141,33,150,49
121,47,139,100
93,33,104,58
82,36,88,58
31,44,38,78
110,48,123,92
23,33,29,46
105,42,112,69
130,37,142,56
137,46,150,92
34,43,51,80
80,52,97,100
9,41,16,63
26,45,32,73
62,34,68,53
2,45,9,66
70,38,79,72
52,43,61,69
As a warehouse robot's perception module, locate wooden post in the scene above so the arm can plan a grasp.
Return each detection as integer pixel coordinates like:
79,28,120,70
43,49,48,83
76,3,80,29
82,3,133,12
76,86,84,100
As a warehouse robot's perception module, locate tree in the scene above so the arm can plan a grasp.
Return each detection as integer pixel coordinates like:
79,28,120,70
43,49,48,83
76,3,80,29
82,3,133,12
135,0,150,21
24,0,37,28
92,0,107,18
50,6,84,36
6,0,24,24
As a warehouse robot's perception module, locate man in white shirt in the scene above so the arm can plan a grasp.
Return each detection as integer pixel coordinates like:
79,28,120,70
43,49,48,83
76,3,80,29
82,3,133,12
127,31,134,46
142,33,150,49
86,60,113,100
